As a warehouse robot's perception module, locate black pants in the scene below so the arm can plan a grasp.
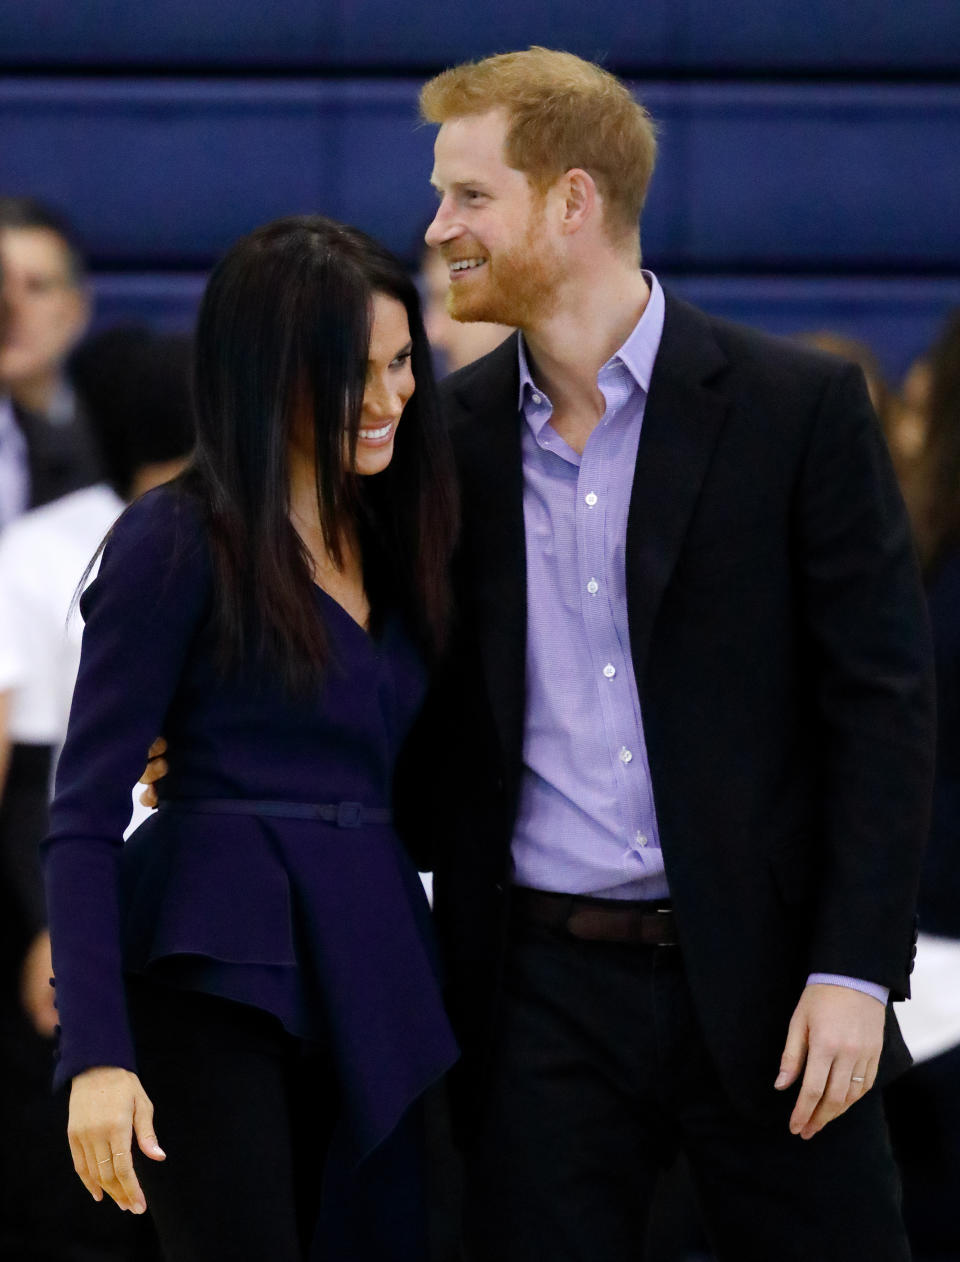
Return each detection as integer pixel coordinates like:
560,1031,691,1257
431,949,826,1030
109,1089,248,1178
127,979,427,1262
463,922,910,1262
885,1041,960,1262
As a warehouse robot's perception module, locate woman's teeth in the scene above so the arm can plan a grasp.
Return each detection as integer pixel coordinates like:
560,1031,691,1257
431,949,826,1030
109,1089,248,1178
359,423,393,441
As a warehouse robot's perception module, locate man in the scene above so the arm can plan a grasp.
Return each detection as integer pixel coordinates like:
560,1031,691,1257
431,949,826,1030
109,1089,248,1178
0,197,100,528
409,47,935,1261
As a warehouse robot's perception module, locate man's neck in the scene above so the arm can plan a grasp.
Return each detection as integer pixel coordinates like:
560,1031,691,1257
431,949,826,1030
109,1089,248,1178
521,265,651,451
9,371,65,419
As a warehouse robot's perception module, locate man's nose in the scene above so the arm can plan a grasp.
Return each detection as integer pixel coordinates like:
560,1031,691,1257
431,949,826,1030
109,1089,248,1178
425,199,458,248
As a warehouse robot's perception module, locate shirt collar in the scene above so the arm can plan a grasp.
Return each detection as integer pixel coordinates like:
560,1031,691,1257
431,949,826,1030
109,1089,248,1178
517,270,666,411
0,394,19,438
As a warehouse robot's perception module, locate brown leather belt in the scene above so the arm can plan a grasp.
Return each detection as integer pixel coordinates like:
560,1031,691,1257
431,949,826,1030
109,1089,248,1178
511,887,678,946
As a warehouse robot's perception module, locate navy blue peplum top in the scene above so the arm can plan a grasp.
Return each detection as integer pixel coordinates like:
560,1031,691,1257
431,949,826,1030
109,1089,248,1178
42,483,458,1175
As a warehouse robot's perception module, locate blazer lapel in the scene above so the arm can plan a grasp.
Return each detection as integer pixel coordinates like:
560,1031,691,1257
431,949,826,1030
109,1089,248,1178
448,338,528,775
625,294,730,691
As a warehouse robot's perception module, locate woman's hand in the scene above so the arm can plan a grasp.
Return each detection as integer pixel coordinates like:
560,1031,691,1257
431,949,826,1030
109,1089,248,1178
138,736,168,809
68,1066,166,1212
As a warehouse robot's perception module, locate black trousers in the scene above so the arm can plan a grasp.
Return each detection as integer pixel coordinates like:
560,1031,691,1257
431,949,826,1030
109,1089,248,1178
127,978,428,1262
463,922,910,1262
885,1041,960,1262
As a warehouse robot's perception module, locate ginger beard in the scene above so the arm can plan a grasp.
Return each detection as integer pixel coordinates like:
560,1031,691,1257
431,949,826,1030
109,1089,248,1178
443,192,563,330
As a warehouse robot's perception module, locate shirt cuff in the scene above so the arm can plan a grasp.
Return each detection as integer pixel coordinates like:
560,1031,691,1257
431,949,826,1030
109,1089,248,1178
807,973,889,1005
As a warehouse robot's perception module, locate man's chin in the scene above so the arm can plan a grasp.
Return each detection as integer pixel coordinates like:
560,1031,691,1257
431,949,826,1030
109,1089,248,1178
449,297,512,327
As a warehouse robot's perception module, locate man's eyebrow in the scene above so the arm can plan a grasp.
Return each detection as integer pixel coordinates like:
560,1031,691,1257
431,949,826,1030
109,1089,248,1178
436,179,489,195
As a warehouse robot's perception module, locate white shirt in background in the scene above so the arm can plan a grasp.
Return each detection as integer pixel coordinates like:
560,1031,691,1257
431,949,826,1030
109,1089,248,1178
0,483,123,746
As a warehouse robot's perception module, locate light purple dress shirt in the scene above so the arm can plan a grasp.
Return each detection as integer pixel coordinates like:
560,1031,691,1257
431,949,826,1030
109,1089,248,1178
512,272,887,1004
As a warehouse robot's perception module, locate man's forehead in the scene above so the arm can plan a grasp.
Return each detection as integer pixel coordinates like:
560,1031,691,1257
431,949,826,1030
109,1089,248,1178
0,226,73,274
430,110,519,186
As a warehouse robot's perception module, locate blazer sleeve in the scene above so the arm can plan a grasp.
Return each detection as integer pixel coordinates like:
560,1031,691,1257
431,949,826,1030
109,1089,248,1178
42,486,211,1085
795,363,935,996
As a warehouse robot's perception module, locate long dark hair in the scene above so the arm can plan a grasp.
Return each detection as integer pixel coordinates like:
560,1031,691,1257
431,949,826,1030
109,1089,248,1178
186,214,457,689
914,310,960,578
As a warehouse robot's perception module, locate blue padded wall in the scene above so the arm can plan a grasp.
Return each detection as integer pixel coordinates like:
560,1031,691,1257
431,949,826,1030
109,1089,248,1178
2,4,958,385
1,80,957,273
2,1,958,70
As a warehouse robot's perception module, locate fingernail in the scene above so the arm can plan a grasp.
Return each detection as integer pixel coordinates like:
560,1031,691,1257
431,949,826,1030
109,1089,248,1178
133,1203,146,1215
774,1072,788,1089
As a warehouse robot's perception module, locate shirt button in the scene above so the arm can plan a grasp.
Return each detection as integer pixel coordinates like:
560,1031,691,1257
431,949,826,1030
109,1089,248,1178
532,392,542,405
586,578,599,595
619,747,633,764
603,664,616,679
584,491,598,506
635,831,648,848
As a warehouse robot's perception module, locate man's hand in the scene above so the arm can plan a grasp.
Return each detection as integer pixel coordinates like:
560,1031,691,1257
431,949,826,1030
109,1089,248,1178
775,982,885,1139
20,929,57,1037
138,737,168,809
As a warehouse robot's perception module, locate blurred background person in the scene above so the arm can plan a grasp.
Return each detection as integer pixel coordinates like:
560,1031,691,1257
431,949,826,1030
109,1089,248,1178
420,242,512,375
0,324,194,1261
886,352,935,536
884,308,960,1262
797,330,892,430
0,197,101,528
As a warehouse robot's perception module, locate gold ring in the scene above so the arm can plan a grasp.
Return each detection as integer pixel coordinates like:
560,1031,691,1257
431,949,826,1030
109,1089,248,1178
97,1156,113,1165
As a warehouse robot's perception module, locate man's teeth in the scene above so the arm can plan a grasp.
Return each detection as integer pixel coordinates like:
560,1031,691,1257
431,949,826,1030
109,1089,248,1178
450,258,486,272
359,423,393,440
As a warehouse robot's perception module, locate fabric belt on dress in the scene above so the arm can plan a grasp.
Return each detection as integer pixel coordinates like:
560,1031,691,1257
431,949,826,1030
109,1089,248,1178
157,797,392,829
511,886,678,946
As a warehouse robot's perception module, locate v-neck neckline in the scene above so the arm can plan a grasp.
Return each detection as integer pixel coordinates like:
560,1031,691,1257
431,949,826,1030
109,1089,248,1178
312,581,376,643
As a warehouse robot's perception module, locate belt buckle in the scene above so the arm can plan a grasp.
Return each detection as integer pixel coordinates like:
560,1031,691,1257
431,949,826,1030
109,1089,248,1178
336,801,363,828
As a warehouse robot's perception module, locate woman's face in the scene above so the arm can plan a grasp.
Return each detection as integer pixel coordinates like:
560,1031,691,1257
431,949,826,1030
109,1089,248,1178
352,292,415,477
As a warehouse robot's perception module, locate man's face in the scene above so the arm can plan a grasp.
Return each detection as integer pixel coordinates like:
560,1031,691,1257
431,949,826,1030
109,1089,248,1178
425,109,563,330
0,227,89,392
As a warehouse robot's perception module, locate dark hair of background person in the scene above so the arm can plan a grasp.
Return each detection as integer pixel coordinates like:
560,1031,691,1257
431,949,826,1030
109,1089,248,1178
916,309,960,577
186,213,457,692
0,195,88,285
70,325,195,499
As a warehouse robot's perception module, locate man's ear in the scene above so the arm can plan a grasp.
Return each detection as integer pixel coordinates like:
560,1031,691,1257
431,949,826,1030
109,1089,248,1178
557,168,598,236
67,284,93,347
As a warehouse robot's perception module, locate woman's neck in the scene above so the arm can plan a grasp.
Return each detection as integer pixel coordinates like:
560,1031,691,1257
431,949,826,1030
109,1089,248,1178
287,451,368,624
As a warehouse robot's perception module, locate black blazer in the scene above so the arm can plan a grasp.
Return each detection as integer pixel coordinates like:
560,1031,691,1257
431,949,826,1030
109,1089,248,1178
14,399,101,510
402,293,936,1126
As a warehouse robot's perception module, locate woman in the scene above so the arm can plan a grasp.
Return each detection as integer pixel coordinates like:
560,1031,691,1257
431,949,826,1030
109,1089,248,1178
42,216,459,1261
